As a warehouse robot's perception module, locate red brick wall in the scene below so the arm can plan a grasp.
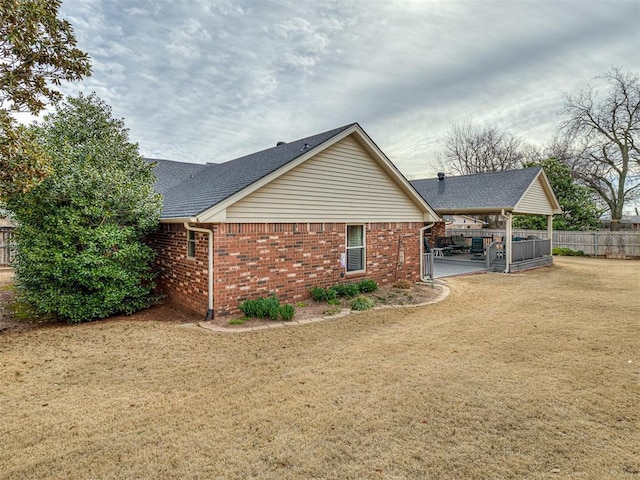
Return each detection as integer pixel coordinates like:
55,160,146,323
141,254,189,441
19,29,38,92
147,221,425,317
145,224,210,314
426,221,446,249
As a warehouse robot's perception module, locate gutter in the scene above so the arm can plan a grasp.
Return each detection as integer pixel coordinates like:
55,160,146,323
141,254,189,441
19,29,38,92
183,223,214,320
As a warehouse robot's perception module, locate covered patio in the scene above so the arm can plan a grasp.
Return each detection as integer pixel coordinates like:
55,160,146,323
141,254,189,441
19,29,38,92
411,167,562,279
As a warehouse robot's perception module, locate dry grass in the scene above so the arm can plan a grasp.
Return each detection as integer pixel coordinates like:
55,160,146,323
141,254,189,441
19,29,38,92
1,257,639,479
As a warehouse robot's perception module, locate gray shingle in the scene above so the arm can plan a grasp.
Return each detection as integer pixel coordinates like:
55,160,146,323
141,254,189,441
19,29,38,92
152,124,355,219
410,168,542,212
146,158,207,194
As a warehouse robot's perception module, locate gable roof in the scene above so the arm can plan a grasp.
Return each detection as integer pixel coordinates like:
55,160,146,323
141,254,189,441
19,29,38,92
151,123,438,222
410,167,561,215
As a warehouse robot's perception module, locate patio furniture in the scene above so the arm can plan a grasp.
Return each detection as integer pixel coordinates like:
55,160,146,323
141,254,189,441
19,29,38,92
437,236,465,253
470,237,484,259
451,234,469,252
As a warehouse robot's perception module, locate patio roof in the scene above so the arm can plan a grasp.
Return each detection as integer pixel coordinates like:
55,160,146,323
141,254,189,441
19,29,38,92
410,167,561,216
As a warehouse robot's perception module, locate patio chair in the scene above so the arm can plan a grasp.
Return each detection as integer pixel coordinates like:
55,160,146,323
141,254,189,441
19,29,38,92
451,234,468,252
469,237,484,259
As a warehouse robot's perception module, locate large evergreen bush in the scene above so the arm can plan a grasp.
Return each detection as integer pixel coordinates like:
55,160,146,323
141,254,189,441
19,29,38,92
6,93,162,323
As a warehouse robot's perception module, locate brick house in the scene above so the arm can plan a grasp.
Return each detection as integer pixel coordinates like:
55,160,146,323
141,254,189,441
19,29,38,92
146,123,439,319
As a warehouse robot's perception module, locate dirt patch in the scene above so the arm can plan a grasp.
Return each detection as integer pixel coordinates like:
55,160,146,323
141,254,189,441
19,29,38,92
0,269,202,334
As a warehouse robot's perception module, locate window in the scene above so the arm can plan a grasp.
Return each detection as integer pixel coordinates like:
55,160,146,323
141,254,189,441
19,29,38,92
346,225,365,273
187,230,196,258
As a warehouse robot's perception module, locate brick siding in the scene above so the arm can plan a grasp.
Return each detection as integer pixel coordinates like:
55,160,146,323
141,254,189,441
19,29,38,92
147,221,425,317
426,221,446,248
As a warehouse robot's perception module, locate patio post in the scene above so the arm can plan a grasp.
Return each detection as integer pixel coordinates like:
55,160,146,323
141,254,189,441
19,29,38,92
505,212,512,273
547,215,553,253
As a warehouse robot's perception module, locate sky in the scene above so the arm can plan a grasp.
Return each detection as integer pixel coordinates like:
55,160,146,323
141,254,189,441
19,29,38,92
37,0,640,179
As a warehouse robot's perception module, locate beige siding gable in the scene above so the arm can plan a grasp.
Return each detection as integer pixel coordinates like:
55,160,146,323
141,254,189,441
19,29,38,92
514,176,555,215
226,135,425,223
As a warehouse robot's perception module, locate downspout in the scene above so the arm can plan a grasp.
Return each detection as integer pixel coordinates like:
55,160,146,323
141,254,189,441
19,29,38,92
419,222,435,282
184,223,214,321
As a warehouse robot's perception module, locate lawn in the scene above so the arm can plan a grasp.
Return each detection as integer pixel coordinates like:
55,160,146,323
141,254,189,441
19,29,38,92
0,257,638,479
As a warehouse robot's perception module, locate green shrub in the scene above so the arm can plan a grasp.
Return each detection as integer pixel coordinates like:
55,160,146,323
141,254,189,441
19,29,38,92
238,299,258,317
553,247,586,256
6,94,162,323
327,298,341,306
310,286,337,302
357,279,378,293
310,287,326,302
279,304,295,321
239,295,281,320
331,284,346,297
350,296,375,311
333,283,360,298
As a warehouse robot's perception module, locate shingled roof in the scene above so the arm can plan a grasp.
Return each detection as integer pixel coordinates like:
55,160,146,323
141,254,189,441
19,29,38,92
410,167,560,215
149,124,355,219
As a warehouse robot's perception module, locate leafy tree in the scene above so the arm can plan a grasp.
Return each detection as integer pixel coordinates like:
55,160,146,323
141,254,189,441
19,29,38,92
513,158,602,231
562,68,640,230
0,0,91,200
437,121,528,175
6,93,162,323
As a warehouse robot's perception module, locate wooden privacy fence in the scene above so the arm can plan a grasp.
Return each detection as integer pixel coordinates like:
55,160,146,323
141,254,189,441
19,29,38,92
446,228,640,257
0,227,14,266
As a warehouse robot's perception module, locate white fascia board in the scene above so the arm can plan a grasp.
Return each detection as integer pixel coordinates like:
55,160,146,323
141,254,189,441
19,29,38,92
160,217,197,224
436,207,514,215
196,208,226,224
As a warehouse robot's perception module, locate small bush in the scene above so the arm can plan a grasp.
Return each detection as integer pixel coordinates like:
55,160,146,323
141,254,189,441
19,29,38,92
279,304,295,321
333,283,359,298
310,287,337,302
330,284,346,297
553,247,586,256
344,283,360,297
392,279,412,289
310,287,326,302
238,299,257,317
239,295,282,320
350,296,375,311
327,298,341,306
357,279,378,293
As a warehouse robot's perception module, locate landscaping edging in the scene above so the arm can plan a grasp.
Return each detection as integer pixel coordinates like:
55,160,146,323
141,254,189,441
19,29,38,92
197,282,451,333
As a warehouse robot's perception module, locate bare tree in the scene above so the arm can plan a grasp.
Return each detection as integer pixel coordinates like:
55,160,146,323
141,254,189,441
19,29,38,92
437,121,526,175
562,68,640,230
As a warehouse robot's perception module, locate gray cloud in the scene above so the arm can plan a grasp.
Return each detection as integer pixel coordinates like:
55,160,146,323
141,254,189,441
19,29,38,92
54,0,639,177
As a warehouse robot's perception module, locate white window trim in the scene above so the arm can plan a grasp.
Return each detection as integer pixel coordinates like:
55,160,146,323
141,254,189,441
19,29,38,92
187,230,196,259
345,224,366,274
